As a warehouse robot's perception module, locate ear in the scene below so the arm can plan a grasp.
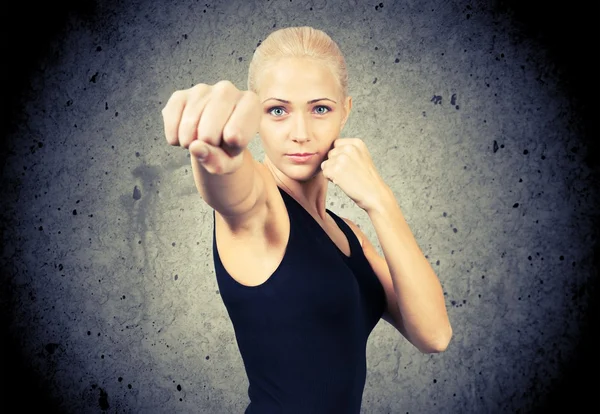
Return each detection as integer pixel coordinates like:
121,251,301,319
341,96,352,129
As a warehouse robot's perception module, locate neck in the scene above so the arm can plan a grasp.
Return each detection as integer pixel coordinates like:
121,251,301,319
263,157,329,221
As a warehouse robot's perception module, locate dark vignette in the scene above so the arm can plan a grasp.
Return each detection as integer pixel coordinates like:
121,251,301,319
491,1,599,412
493,0,598,170
1,2,99,411
1,1,598,412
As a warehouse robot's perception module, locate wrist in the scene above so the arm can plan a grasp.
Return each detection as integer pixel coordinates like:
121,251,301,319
364,183,396,215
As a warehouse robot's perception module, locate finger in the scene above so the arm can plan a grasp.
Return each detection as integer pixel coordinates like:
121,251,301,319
189,139,210,161
321,161,336,184
332,137,350,147
327,145,356,162
320,160,328,172
178,85,211,148
326,146,342,159
332,139,366,161
324,139,341,161
320,159,335,175
189,139,241,175
221,91,261,157
320,160,329,177
197,82,239,148
333,137,363,148
162,90,187,146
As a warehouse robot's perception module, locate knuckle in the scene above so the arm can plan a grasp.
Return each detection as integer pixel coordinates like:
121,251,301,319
338,153,350,165
162,91,183,113
242,89,259,101
191,83,209,93
213,80,233,90
189,84,210,101
214,79,234,88
223,124,242,144
170,89,186,102
213,80,236,95
244,91,261,110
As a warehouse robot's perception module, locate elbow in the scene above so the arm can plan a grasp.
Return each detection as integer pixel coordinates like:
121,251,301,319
417,326,453,354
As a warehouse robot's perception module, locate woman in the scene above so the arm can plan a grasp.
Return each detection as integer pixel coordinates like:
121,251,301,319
162,26,452,413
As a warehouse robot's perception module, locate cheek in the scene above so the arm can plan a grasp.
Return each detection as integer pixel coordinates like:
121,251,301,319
317,120,343,140
259,119,275,136
260,117,291,139
259,122,283,154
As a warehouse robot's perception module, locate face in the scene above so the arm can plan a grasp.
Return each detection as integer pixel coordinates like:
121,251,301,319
257,57,352,182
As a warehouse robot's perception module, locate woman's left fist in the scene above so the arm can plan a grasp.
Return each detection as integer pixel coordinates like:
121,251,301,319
321,138,389,212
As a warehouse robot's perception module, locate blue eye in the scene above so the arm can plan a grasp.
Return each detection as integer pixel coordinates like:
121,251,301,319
269,107,286,117
314,106,330,115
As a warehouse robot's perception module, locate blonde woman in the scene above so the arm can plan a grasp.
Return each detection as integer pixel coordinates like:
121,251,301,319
162,26,452,413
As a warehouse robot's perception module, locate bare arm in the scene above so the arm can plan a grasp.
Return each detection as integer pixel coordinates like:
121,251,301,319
367,186,452,353
163,81,266,225
190,148,266,224
321,138,451,353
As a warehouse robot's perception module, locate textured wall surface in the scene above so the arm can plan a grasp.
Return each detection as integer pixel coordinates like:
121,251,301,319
1,0,598,413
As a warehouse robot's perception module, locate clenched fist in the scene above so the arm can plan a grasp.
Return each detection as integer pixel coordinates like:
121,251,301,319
321,138,389,212
161,80,261,174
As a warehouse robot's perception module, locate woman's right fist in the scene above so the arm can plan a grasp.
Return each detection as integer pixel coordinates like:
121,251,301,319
161,80,261,174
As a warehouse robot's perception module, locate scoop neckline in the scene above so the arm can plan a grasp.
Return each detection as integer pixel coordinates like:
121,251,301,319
277,186,353,260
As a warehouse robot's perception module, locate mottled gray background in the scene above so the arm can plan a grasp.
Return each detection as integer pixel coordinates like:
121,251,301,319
1,0,598,413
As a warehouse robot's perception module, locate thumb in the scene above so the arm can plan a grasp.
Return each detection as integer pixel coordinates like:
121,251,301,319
189,140,242,175
190,141,210,161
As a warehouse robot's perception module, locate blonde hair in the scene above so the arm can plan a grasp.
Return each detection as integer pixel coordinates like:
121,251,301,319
247,26,348,98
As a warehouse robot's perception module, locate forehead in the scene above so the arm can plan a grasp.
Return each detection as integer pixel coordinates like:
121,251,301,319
258,57,341,101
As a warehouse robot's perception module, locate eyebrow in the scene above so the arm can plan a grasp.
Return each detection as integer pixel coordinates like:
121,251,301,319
262,97,337,104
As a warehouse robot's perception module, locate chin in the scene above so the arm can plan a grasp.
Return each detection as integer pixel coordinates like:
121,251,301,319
281,164,323,183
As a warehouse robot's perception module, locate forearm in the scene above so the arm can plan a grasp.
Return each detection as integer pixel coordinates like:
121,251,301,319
191,148,263,216
368,186,452,350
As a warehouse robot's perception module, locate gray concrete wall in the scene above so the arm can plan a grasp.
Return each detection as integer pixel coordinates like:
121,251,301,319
1,0,598,413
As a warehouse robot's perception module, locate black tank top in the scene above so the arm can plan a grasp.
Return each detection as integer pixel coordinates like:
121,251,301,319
212,186,387,413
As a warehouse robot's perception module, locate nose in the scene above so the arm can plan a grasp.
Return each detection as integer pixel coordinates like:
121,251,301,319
291,112,310,142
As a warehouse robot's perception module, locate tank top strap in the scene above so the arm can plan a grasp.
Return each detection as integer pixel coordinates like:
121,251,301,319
326,209,364,259
278,187,363,259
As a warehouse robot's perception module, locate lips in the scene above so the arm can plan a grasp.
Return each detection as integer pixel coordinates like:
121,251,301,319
286,153,315,163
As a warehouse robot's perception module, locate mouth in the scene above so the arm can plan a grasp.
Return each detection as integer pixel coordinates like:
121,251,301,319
286,153,316,163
